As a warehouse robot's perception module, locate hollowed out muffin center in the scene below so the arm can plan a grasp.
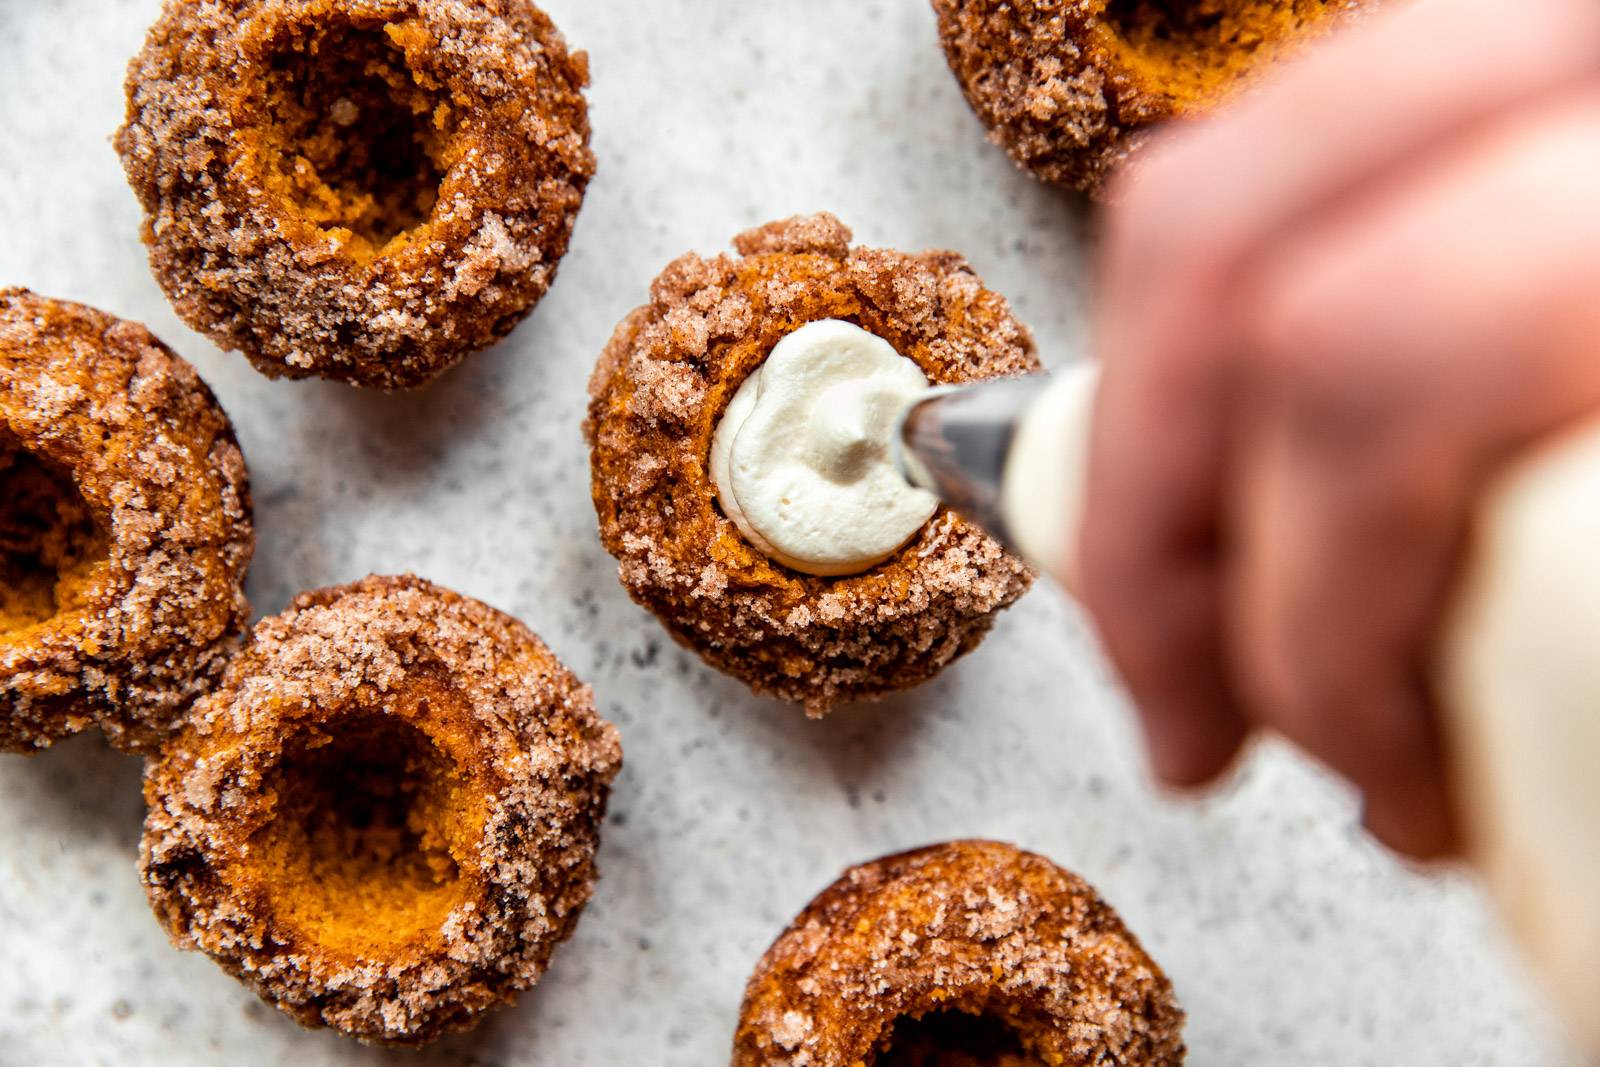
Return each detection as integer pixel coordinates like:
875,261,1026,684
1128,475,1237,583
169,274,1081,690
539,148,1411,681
257,711,470,957
0,433,107,636
1099,0,1338,105
875,1009,1044,1066
259,21,450,257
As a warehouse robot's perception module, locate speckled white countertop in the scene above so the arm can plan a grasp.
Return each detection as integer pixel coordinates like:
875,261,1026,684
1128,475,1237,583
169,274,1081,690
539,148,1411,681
0,1,1585,1064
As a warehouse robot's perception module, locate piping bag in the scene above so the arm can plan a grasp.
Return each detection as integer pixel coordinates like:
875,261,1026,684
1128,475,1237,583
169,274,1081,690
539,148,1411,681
893,364,1600,1055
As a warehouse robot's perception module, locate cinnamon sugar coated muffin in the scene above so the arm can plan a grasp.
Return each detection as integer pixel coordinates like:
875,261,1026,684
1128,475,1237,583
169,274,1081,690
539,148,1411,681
0,289,252,753
733,840,1185,1066
140,575,622,1045
933,0,1365,194
586,214,1038,715
117,0,594,389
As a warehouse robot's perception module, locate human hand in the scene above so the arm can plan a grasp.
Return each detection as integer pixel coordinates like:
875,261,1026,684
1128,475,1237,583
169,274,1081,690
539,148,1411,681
1080,0,1600,858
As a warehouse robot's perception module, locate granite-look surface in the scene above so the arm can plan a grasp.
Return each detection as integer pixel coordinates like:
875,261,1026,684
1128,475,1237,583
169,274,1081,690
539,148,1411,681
0,2,1582,1064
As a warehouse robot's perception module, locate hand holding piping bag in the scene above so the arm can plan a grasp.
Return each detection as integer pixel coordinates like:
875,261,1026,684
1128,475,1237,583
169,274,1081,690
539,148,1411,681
1087,0,1600,856
907,0,1600,1049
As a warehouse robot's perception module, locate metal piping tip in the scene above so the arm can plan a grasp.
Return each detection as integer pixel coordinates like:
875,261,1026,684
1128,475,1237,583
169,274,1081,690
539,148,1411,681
892,374,1054,556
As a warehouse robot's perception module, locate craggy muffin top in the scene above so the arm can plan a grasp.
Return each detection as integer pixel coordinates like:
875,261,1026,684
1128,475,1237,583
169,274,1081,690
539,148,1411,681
117,0,594,388
587,214,1038,713
141,575,622,1045
0,288,252,752
734,840,1185,1066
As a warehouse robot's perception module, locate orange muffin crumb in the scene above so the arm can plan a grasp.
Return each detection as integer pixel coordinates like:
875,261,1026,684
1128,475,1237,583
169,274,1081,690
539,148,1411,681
0,289,252,753
117,0,594,388
141,576,622,1045
734,841,1185,1065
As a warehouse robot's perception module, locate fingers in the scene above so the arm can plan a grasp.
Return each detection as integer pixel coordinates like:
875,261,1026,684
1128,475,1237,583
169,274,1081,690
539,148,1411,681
1081,530,1249,787
1230,93,1600,857
1080,278,1249,788
1229,379,1465,856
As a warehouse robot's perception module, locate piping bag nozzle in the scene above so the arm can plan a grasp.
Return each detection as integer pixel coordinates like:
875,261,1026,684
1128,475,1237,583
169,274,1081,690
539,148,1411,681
893,362,1099,588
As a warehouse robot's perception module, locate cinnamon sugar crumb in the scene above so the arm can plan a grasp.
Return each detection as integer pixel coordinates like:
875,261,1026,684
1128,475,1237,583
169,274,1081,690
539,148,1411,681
141,575,621,1046
117,0,594,389
0,289,252,753
733,841,1185,1065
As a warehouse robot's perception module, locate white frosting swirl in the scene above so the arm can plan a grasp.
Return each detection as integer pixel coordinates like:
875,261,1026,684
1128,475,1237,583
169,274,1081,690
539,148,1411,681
710,319,938,576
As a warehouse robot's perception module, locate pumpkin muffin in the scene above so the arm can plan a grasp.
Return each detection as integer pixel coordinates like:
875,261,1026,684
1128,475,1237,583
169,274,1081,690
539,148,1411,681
734,840,1185,1065
117,0,594,388
140,575,622,1045
0,289,252,753
586,213,1038,715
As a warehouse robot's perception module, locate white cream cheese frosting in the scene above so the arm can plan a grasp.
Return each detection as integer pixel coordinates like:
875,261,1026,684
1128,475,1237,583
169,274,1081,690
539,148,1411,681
710,319,939,576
